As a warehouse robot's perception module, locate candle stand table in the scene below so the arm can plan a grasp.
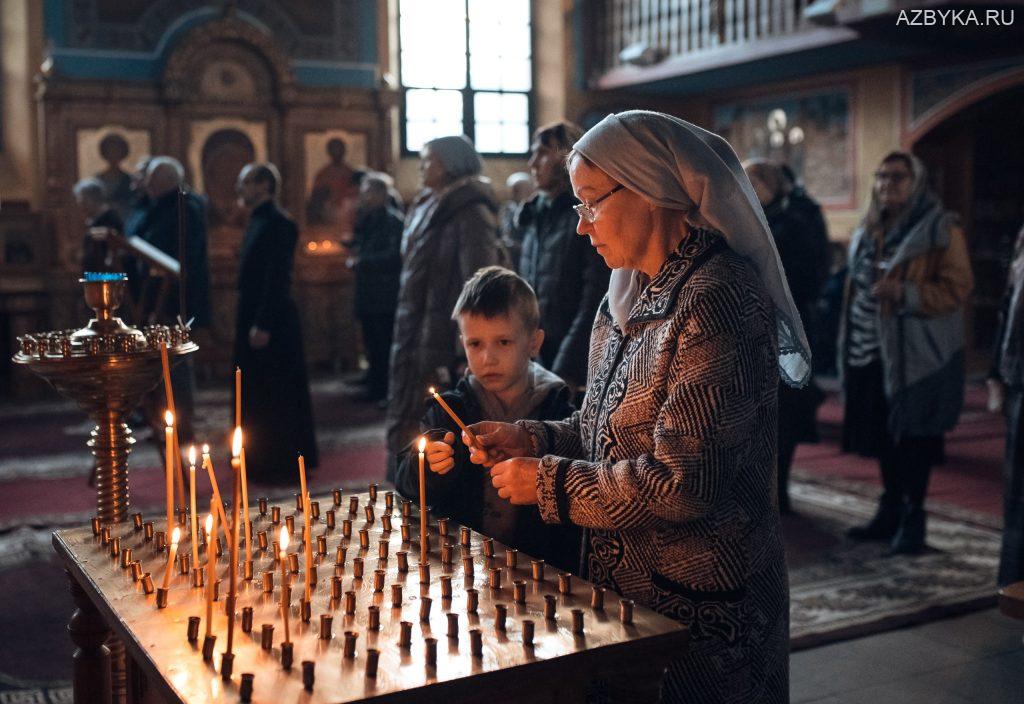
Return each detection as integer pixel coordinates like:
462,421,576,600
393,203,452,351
54,490,688,704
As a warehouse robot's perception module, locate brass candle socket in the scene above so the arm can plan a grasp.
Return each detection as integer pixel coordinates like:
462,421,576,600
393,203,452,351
187,616,200,642
260,624,274,650
470,628,483,657
239,673,254,703
365,648,380,679
220,652,234,681
399,621,413,648
494,603,507,631
155,588,169,608
343,631,358,659
367,605,381,631
202,635,216,661
302,660,315,691
281,642,293,670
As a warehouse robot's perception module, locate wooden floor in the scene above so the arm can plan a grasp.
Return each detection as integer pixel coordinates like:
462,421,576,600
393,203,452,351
792,608,1024,703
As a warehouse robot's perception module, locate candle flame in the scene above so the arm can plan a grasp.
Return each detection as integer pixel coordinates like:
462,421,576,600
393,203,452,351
202,443,210,455
164,410,174,427
418,436,427,453
428,387,436,395
188,445,197,466
205,514,213,536
232,427,243,458
170,527,181,545
280,526,289,552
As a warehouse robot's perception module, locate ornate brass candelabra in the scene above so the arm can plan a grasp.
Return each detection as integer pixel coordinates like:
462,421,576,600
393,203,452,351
12,274,197,524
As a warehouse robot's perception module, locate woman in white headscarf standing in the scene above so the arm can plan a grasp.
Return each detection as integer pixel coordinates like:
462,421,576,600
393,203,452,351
385,135,505,480
464,111,810,703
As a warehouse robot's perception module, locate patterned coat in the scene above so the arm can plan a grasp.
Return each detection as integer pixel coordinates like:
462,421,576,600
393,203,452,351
520,229,788,703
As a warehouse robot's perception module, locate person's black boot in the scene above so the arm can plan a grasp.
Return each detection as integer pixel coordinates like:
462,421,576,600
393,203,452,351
889,503,927,555
847,497,901,541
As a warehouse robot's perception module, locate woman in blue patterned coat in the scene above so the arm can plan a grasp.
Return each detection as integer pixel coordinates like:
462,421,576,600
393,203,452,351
463,111,811,703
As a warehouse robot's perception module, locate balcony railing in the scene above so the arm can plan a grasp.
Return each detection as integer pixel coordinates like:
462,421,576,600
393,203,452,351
594,0,817,78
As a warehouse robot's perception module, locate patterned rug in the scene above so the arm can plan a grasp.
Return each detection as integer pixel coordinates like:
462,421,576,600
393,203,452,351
787,470,1001,650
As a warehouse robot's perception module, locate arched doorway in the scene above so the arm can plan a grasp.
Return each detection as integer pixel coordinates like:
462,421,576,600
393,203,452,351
912,84,1024,372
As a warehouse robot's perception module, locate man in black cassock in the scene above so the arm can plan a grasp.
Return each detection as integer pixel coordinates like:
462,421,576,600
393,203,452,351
234,163,319,483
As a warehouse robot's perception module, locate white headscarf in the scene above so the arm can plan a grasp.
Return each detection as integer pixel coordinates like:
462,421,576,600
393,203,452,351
574,110,811,387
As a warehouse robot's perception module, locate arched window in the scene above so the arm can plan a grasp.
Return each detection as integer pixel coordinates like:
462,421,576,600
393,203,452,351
399,0,532,156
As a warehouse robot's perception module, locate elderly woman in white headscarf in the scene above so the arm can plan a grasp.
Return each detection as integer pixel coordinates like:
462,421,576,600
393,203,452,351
463,111,810,703
385,135,506,480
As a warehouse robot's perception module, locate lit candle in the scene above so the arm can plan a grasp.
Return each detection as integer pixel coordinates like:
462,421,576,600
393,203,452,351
234,366,242,429
201,444,231,546
279,526,291,644
418,436,428,563
429,387,485,456
205,510,216,638
165,411,175,532
226,457,240,655
233,428,252,565
159,343,186,513
162,527,180,591
298,455,313,601
189,445,199,569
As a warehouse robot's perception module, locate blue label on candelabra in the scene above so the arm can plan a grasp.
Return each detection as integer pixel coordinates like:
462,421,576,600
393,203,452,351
83,272,129,282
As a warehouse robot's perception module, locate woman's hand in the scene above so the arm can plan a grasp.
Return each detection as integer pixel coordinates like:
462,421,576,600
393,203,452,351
463,421,534,468
490,458,540,505
426,432,456,475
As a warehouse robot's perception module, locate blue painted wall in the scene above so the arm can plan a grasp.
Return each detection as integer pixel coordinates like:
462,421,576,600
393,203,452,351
43,0,378,88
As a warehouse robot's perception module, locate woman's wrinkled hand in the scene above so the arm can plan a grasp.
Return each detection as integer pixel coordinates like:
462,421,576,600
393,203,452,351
490,458,540,505
426,432,456,475
463,421,533,468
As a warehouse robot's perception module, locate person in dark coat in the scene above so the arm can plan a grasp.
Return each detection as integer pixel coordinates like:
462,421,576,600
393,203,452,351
385,135,505,480
74,177,125,274
138,157,212,443
233,163,318,483
349,172,404,401
745,159,829,513
395,266,581,571
989,223,1024,585
519,121,610,390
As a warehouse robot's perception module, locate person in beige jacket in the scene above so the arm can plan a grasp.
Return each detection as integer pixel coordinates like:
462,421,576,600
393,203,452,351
840,150,973,554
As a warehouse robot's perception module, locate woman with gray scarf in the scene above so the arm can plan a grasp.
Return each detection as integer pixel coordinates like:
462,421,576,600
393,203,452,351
989,224,1024,585
460,111,810,703
841,151,973,554
385,135,505,479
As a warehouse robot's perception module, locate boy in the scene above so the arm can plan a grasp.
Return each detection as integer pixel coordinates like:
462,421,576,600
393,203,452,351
395,266,581,572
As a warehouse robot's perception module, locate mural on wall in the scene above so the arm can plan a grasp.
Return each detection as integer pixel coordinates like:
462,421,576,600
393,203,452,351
76,126,151,217
713,89,853,206
187,118,267,248
303,130,367,240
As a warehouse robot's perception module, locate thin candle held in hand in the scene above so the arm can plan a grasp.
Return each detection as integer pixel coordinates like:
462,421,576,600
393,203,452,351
164,411,175,532
188,446,199,569
162,527,180,590
425,386,477,442
417,436,428,563
279,526,291,644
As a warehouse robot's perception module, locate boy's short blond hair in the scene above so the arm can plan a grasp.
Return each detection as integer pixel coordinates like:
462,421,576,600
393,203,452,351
451,266,540,331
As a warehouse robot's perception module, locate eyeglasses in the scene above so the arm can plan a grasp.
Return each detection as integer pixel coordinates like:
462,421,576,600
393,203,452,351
873,171,910,184
573,184,625,224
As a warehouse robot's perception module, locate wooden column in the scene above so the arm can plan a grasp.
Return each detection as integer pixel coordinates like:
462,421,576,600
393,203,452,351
68,570,112,704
